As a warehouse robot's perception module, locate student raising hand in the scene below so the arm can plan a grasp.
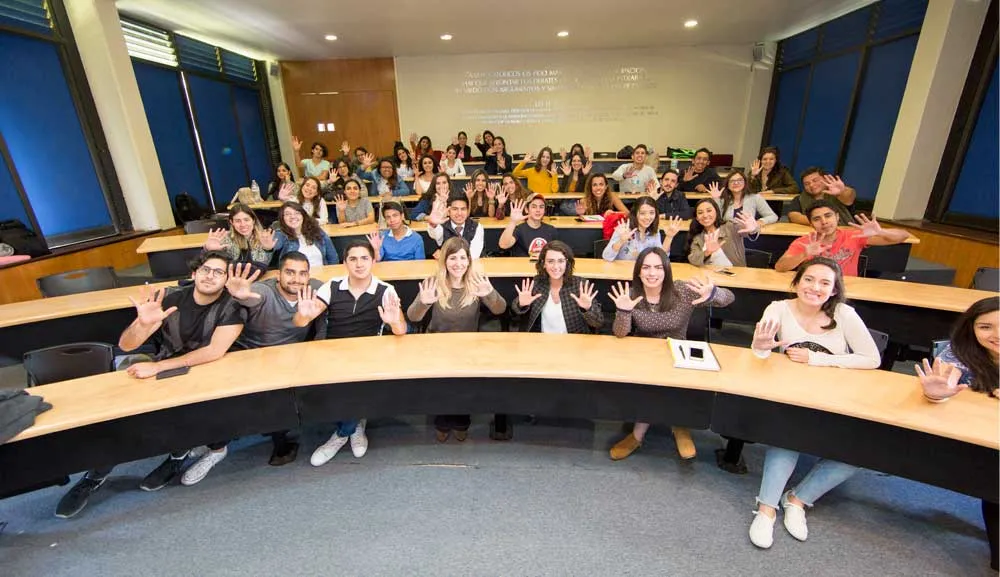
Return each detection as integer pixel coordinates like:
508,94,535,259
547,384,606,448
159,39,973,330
686,276,716,305
128,285,178,328
224,263,262,300
378,291,404,327
751,319,788,351
569,279,598,311
204,228,228,251
295,285,325,323
707,181,724,201
916,358,968,401
609,281,643,311
514,278,543,308
470,271,495,298
418,277,439,305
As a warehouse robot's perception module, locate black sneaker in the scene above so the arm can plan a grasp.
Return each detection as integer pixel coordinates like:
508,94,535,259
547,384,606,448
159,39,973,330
139,455,186,492
268,441,298,466
55,474,107,519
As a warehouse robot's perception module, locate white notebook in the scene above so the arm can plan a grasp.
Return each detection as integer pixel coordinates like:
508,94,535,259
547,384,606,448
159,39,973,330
667,338,721,371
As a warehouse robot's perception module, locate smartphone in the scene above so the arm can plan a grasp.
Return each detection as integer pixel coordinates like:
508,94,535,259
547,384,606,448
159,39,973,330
716,269,736,277
156,366,190,380
689,346,705,360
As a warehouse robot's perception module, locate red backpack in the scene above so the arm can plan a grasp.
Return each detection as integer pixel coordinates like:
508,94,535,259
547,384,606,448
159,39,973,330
602,212,628,240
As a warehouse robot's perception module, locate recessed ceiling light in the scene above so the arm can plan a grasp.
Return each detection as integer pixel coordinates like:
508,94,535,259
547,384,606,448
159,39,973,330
684,20,698,29
324,34,338,41
440,34,453,40
557,31,569,37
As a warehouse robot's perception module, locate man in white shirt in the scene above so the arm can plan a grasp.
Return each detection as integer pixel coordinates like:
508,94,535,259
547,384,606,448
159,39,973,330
610,144,658,193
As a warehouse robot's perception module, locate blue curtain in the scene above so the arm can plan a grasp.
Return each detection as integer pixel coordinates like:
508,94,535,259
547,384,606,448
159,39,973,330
768,67,810,174
0,152,31,229
232,86,271,192
0,32,112,237
948,65,999,219
186,74,248,208
793,52,862,176
132,62,208,207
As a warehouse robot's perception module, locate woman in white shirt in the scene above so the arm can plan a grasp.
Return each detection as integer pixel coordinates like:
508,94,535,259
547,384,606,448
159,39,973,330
413,154,438,196
746,256,880,550
297,177,328,225
510,240,603,334
440,145,466,177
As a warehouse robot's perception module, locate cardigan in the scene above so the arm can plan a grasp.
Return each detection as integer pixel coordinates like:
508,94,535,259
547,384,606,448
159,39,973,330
687,222,755,267
751,300,880,369
509,275,604,334
721,194,778,225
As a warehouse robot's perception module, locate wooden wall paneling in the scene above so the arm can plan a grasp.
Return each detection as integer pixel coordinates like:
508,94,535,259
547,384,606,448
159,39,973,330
0,229,183,305
894,224,999,288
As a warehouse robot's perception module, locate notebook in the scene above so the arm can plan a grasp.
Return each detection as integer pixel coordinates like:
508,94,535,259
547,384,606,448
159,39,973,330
666,338,721,371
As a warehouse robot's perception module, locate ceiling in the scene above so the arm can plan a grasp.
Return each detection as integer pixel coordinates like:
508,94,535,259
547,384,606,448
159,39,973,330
115,0,877,62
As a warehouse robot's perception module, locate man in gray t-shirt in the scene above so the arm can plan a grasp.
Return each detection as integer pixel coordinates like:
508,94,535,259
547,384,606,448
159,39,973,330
610,144,658,193
227,251,326,465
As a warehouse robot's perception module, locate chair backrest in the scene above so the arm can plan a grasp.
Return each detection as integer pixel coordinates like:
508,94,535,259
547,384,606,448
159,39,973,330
184,219,225,234
931,339,950,358
973,267,999,291
868,329,889,357
593,239,610,257
744,249,772,269
857,254,870,278
37,267,119,298
23,342,115,387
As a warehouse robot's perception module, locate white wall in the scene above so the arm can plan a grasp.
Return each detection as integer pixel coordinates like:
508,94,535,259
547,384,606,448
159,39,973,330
395,45,769,158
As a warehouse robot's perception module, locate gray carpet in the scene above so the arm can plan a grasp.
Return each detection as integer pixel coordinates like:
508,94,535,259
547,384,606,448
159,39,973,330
0,418,992,576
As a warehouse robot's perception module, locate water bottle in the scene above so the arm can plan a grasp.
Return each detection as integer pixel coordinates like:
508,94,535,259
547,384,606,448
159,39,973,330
250,180,260,196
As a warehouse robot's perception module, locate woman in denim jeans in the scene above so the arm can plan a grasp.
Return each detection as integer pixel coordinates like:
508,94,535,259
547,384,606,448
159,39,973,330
746,257,881,549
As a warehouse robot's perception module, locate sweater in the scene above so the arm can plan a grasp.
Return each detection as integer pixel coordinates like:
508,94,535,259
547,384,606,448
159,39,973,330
613,281,735,339
688,222,755,268
749,166,799,195
379,227,426,261
407,287,506,333
751,300,880,369
721,194,778,225
513,161,560,195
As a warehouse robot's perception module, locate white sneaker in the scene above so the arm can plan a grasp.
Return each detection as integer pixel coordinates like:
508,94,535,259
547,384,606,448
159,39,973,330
310,433,348,467
188,445,210,460
181,447,227,486
749,511,776,549
781,492,809,541
350,419,368,458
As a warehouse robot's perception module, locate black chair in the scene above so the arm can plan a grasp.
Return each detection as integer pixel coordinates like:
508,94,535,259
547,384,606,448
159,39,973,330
858,254,870,278
744,249,772,269
24,342,115,387
594,151,617,159
37,267,119,298
593,239,609,258
184,219,226,234
973,267,999,291
868,329,890,357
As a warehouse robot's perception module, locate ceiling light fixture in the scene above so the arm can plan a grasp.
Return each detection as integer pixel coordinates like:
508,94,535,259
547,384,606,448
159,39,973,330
324,34,338,41
684,20,698,29
557,31,569,37
440,34,453,40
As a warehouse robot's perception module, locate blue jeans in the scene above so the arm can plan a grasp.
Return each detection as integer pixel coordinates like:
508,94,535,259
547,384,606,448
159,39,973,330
756,447,858,508
335,420,358,437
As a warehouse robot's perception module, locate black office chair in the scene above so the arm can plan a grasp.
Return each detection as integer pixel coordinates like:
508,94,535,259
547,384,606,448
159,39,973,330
512,153,526,161
744,249,772,269
184,219,226,234
868,329,890,357
594,152,616,159
23,342,115,387
857,254,870,278
37,267,120,298
593,239,610,258
972,267,999,291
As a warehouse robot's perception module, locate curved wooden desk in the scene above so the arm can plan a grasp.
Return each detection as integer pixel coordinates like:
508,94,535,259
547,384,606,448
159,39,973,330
1,334,995,501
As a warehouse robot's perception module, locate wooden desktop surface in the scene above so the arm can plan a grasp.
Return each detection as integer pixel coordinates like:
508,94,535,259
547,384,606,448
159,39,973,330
10,333,998,449
0,259,991,329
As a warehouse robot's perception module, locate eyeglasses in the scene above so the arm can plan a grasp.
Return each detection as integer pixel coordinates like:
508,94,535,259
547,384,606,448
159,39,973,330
196,266,227,279
729,178,745,184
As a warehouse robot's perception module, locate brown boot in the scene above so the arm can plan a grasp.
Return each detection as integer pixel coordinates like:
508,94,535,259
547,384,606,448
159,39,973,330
610,433,641,460
435,429,449,443
672,427,696,459
454,429,468,442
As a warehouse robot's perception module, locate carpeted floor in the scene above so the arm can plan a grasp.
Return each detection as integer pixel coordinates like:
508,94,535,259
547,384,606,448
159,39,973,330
0,417,992,577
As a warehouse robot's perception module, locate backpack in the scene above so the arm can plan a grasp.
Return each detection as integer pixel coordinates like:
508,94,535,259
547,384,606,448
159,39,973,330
0,219,50,257
616,146,634,160
173,193,210,224
602,212,628,240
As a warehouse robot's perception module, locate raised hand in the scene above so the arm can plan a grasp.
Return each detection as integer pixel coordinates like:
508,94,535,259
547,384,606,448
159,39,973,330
707,181,724,201
474,133,482,144
704,229,725,255
204,228,228,251
804,231,828,257
259,228,276,250
487,182,499,200
408,132,418,144
427,198,448,226
822,174,846,196
663,215,683,239
734,211,759,234
785,348,810,364
514,278,543,308
496,188,508,207
569,279,597,311
683,165,697,182
340,140,351,156
751,319,787,351
614,218,636,243
524,152,535,164
291,136,302,152
296,285,325,322
645,178,660,199
470,271,494,298
366,231,383,255
609,281,643,311
128,285,178,328
575,200,586,216
509,198,527,223
413,163,422,179
362,152,376,170
582,156,593,175
850,213,883,237
916,357,967,401
584,145,592,160
750,159,762,177
418,277,439,305
225,262,262,300
686,276,716,305
334,194,348,213
378,291,403,326
464,182,475,201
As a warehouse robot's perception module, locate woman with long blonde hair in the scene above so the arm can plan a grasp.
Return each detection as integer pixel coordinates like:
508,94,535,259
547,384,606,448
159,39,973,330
406,237,507,441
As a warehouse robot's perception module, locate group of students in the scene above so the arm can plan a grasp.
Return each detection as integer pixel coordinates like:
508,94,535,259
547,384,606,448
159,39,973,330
52,227,998,565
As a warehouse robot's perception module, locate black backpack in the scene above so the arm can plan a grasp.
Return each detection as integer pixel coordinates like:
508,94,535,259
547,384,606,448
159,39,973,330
616,145,634,159
173,193,210,224
0,219,50,257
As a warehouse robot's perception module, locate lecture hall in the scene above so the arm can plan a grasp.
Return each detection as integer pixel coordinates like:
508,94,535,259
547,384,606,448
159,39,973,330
0,0,997,575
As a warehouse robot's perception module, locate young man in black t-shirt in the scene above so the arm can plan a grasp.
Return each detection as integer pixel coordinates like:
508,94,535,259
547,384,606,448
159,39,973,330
56,251,246,519
678,147,721,193
498,193,558,259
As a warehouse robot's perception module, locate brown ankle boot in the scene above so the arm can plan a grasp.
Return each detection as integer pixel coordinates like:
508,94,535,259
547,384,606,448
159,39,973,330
672,427,696,459
610,433,641,460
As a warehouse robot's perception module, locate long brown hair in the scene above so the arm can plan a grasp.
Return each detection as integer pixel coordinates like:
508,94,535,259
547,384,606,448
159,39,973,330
950,296,1000,394
720,169,753,216
435,237,477,310
582,173,613,214
558,153,587,192
277,201,324,245
468,169,490,215
227,203,266,253
297,177,323,217
534,147,554,172
629,246,675,313
535,240,576,278
790,257,846,330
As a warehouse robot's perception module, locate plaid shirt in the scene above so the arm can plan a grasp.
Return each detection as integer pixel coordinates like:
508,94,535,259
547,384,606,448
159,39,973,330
510,275,603,334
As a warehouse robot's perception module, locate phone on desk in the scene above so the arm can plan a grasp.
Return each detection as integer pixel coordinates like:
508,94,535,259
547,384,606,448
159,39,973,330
715,268,736,277
156,366,190,380
689,346,705,360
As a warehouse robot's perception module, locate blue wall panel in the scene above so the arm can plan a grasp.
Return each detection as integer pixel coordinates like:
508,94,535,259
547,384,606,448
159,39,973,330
232,87,271,192
793,52,861,174
132,62,208,207
186,74,247,207
948,65,999,219
841,36,919,200
0,32,111,237
0,154,31,230
768,67,810,174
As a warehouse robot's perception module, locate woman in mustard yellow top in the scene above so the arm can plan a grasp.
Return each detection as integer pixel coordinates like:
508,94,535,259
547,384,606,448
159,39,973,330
513,147,560,195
